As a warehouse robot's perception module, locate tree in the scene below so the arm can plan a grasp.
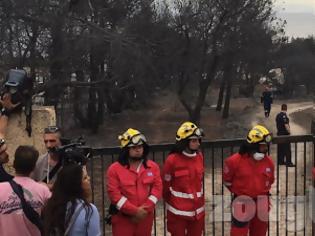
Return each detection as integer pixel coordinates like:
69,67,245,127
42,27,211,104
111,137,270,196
165,0,282,122
276,37,315,97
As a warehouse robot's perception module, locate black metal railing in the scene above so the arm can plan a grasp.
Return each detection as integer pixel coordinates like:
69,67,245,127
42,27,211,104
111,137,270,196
87,134,315,236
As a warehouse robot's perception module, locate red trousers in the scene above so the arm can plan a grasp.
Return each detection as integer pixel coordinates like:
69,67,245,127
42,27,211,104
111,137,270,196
112,212,154,236
230,196,269,236
167,211,204,236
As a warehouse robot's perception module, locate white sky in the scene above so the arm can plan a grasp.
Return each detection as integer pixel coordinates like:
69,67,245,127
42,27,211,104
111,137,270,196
275,0,315,13
275,0,315,37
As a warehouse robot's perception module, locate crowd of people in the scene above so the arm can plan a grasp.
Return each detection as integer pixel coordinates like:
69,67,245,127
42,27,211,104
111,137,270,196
0,90,300,236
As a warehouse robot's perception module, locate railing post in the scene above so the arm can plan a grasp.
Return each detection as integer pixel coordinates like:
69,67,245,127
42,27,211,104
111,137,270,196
312,119,315,236
311,120,315,135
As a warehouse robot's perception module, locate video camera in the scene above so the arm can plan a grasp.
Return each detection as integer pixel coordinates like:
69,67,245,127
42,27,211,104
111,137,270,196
42,136,92,184
2,69,32,104
52,136,92,166
1,69,33,136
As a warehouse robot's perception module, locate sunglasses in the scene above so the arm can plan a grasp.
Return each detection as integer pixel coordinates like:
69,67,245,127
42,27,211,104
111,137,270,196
44,126,60,134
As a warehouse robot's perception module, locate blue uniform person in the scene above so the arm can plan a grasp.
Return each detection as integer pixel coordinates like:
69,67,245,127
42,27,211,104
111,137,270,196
261,88,273,118
275,104,295,167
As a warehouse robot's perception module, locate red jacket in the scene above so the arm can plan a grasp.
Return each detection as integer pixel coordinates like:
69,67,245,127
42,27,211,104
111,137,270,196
106,160,162,215
163,151,205,220
223,153,275,198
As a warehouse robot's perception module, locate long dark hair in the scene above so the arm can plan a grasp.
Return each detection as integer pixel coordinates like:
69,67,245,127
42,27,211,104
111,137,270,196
169,139,189,154
118,143,150,168
169,138,203,155
43,164,91,235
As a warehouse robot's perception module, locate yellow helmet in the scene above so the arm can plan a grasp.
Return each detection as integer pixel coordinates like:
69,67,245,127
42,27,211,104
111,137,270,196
176,121,204,141
247,125,272,144
118,128,147,148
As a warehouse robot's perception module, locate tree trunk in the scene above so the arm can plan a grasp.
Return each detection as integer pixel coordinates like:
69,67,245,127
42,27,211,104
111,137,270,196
222,77,232,118
48,19,64,106
29,25,38,78
222,63,235,119
97,87,105,124
97,62,105,125
189,55,220,124
216,79,226,111
88,43,99,133
73,70,88,128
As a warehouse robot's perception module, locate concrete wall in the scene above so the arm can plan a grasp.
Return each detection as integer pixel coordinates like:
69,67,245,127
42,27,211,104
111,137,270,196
5,106,56,174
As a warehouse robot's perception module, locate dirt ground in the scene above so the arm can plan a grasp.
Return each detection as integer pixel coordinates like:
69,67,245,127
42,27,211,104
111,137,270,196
68,89,314,147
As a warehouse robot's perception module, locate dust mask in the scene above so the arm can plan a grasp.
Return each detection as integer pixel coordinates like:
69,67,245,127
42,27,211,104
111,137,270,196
253,152,265,161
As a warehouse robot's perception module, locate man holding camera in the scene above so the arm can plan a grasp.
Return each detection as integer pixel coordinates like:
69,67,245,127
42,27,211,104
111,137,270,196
32,126,62,188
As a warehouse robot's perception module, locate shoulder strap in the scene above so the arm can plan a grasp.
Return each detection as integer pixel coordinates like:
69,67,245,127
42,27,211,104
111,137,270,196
42,160,62,183
64,203,85,236
9,180,44,235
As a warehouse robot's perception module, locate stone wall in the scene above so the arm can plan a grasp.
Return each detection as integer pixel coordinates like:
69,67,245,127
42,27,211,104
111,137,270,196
4,106,56,174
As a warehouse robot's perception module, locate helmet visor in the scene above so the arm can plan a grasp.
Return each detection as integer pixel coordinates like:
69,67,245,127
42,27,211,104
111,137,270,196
194,128,204,137
188,128,204,139
128,134,147,147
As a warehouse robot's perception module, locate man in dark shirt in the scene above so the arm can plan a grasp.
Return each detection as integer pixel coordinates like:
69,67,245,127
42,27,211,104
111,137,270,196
261,86,273,118
275,104,295,167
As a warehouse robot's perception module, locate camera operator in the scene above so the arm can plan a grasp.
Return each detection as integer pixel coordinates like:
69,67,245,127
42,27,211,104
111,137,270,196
32,126,62,188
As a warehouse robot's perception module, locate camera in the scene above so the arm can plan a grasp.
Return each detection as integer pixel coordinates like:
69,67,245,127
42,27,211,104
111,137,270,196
54,137,92,166
1,69,33,136
2,69,32,106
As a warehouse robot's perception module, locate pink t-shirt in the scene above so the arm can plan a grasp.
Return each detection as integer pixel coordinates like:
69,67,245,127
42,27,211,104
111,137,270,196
0,176,51,236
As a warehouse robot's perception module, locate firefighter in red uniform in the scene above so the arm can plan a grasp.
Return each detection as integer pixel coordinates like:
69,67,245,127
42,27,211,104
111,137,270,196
106,128,162,236
163,121,205,236
223,125,275,236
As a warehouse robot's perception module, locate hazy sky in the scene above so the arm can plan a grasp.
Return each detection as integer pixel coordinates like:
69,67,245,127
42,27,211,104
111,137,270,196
275,0,315,13
275,0,315,37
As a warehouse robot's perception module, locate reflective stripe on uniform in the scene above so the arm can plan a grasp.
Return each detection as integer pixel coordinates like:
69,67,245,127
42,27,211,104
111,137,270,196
148,195,158,204
116,196,127,210
170,187,203,199
166,203,205,217
224,182,232,186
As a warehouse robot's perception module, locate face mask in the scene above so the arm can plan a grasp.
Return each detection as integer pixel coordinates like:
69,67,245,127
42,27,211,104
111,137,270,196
253,152,265,161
